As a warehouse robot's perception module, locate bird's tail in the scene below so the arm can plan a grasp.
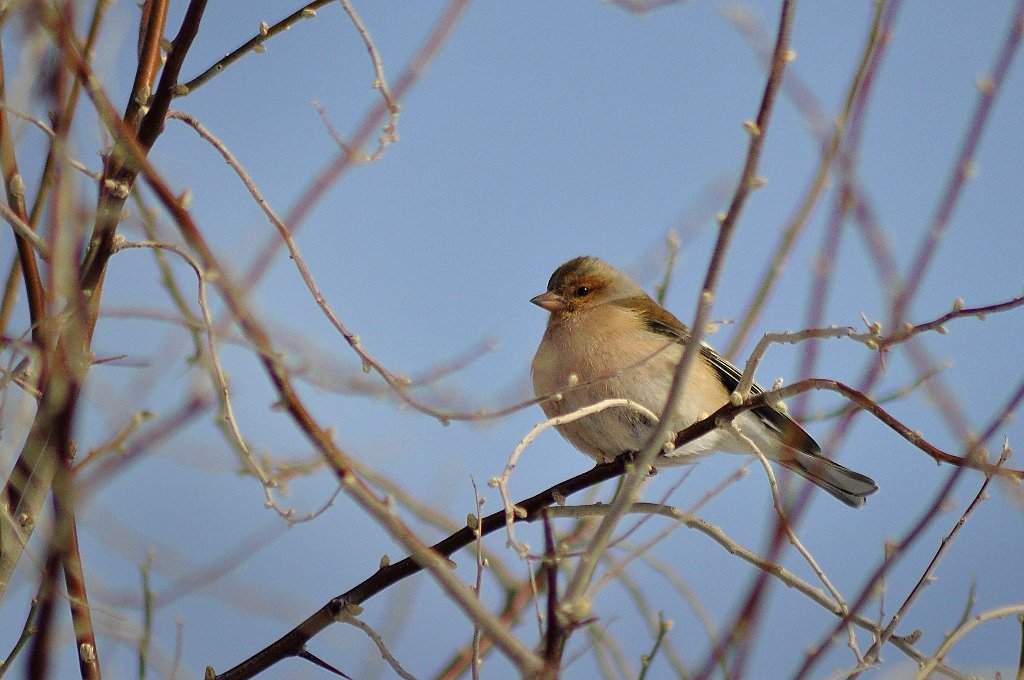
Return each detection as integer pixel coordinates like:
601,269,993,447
777,449,879,508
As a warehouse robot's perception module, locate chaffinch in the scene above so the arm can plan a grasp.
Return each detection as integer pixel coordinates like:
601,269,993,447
531,256,877,507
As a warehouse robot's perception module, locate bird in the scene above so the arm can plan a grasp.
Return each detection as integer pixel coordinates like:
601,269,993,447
530,256,878,508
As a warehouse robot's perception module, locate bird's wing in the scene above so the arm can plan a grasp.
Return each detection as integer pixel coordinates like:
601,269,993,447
634,299,820,455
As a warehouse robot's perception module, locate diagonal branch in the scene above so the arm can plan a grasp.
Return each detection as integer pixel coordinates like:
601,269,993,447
558,2,798,663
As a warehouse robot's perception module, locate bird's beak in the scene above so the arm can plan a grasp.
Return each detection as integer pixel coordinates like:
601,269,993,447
531,291,565,312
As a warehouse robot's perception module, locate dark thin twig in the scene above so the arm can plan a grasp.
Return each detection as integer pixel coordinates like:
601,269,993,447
26,549,62,680
178,0,337,96
791,372,1024,679
210,458,629,680
296,650,352,679
79,0,208,298
0,595,41,678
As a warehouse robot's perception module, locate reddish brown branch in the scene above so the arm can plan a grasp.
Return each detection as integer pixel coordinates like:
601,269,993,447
878,294,1024,350
55,462,101,680
672,378,1023,481
209,364,1021,680
124,0,170,132
0,40,46,344
891,0,1024,328
791,372,1024,679
78,0,207,299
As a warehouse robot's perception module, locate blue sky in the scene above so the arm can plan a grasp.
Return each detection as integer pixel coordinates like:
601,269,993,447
1,1,1023,678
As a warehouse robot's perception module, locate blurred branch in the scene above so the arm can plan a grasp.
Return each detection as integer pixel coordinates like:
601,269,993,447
26,0,110,229
559,2,797,666
653,231,681,306
541,510,561,670
0,200,50,258
793,371,1024,679
613,566,694,678
0,40,46,342
72,410,154,473
235,0,472,305
26,549,62,680
891,0,1024,330
210,458,631,680
139,551,154,680
724,0,891,359
607,0,692,16
801,362,949,423
851,441,1009,676
788,0,895,419
0,102,101,179
916,603,1024,680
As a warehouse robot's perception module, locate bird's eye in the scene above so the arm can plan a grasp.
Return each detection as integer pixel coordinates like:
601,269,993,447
575,285,591,297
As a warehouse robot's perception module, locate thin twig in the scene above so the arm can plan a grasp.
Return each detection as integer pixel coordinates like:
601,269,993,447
167,110,508,425
545,500,967,678
915,603,1024,680
723,0,890,359
561,6,797,660
848,439,1010,676
337,611,419,680
791,372,1024,679
177,0,337,96
470,479,485,680
489,398,658,556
